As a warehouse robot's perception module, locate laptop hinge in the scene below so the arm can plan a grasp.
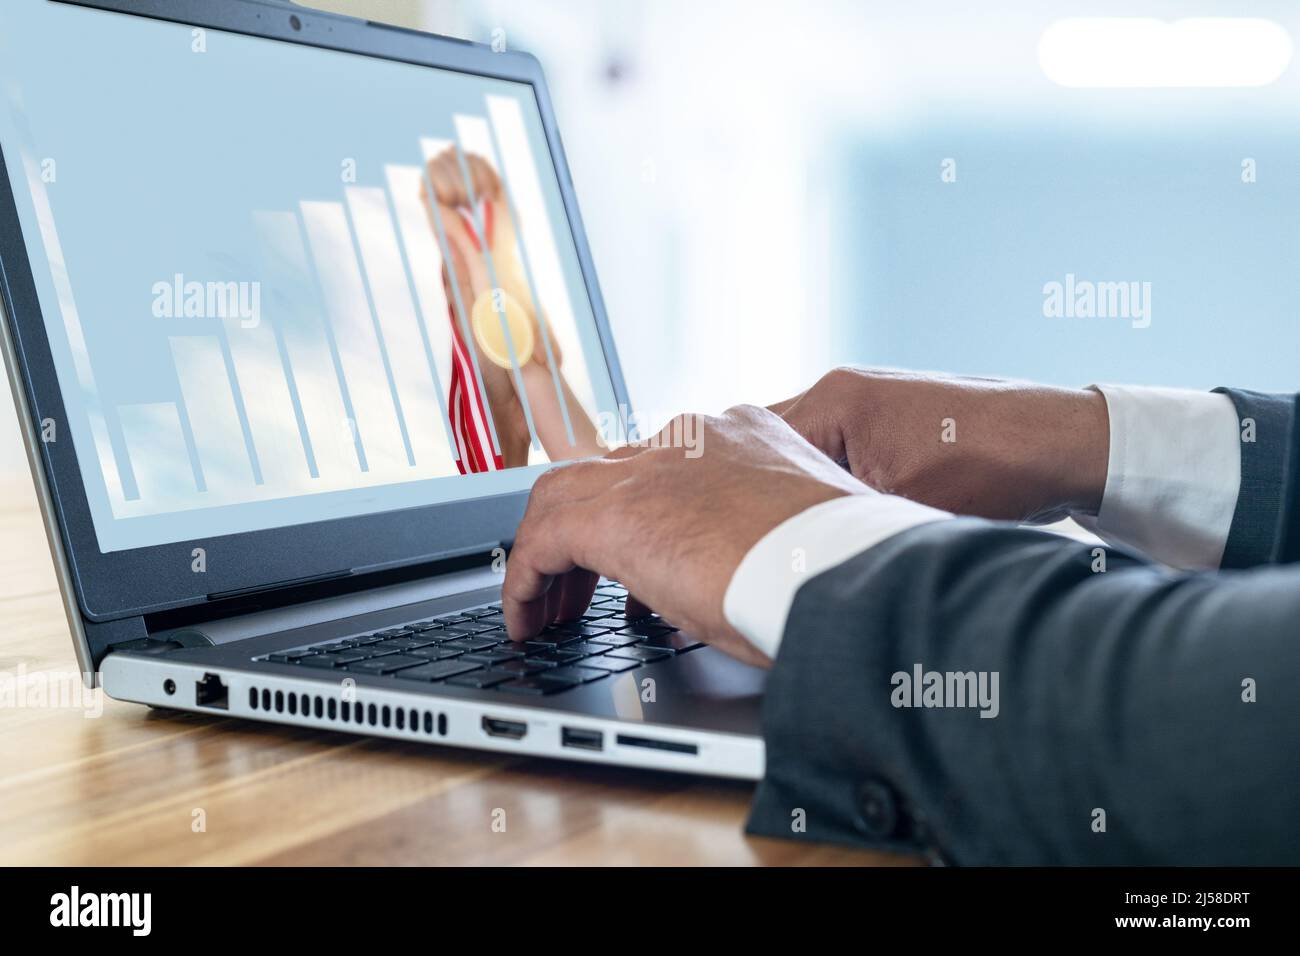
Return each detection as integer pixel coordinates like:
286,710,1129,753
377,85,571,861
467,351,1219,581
149,561,505,650
140,544,503,641
206,569,353,603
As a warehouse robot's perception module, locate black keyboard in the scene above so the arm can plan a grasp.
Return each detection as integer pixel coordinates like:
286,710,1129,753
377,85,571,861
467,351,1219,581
253,582,704,695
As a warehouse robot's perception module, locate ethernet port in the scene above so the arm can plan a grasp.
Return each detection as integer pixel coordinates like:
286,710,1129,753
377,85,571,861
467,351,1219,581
195,672,229,710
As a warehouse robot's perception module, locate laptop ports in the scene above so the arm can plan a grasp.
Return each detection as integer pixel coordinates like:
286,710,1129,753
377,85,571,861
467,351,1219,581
194,672,229,710
561,727,604,751
482,716,527,740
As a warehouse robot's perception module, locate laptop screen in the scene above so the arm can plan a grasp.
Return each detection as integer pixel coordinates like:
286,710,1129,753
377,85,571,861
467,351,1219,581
0,1,621,554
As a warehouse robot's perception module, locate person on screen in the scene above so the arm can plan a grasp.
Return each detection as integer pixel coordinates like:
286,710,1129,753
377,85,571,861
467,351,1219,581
420,148,603,471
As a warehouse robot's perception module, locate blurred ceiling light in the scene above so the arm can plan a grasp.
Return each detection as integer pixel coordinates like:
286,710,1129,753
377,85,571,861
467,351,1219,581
1039,17,1292,88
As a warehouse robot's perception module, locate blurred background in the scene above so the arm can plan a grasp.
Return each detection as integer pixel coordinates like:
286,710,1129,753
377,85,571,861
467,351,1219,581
7,0,1300,473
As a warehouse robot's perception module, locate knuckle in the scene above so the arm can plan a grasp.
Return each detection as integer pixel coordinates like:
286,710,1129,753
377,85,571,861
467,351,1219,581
722,402,763,419
652,412,708,450
825,365,859,388
528,467,563,503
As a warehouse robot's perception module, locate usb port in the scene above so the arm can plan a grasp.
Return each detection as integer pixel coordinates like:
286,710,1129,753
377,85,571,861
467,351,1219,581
561,726,604,751
482,716,527,739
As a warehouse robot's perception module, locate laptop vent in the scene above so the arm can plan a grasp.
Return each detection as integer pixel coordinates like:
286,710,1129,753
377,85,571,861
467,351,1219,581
246,685,447,737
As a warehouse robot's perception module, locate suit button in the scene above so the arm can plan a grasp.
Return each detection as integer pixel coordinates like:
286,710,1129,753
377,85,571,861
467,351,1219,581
855,778,900,839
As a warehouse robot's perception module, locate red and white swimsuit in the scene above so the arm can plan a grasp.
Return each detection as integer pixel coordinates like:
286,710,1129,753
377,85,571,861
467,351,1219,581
446,198,503,474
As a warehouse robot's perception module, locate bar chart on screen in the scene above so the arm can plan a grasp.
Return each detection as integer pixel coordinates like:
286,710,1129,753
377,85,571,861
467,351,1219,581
104,170,466,519
22,94,601,526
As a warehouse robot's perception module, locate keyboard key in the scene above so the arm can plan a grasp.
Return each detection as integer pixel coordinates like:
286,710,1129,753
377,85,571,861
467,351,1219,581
554,622,616,638
580,609,616,621
299,653,350,668
441,636,503,652
463,649,525,665
528,630,583,648
498,675,580,696
563,641,613,657
578,656,640,673
588,633,643,648
594,615,645,630
312,640,357,652
606,646,672,663
470,612,505,626
374,637,433,651
532,650,583,666
496,658,554,675
617,621,674,638
413,631,465,644
346,654,428,674
441,622,498,636
545,665,610,684
409,646,463,661
394,660,482,682
446,669,515,689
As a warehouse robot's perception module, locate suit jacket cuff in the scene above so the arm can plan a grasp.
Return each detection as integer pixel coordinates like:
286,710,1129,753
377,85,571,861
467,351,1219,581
1212,388,1295,568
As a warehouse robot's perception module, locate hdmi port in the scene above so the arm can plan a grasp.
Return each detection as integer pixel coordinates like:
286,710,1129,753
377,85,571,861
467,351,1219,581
482,716,527,740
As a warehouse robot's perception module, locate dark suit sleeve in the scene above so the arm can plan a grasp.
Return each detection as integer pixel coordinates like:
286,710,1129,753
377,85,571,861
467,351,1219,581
745,519,1300,864
1213,388,1295,568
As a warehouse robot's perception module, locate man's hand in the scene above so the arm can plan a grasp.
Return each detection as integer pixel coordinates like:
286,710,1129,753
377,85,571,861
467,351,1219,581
501,405,867,667
771,367,1110,522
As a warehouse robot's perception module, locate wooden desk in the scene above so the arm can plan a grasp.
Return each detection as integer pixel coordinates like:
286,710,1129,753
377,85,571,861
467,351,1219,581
0,476,914,865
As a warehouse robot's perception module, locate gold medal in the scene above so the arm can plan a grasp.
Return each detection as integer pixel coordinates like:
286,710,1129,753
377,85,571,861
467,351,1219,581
471,287,534,368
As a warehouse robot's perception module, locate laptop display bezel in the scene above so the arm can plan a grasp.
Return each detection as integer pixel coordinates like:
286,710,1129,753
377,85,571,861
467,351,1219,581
0,0,631,621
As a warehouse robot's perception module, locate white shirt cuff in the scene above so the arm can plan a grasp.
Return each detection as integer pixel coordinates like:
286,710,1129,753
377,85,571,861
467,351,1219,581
1077,384,1241,569
723,493,950,660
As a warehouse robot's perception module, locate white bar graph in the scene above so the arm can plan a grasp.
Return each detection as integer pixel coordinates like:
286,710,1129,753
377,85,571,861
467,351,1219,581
117,402,194,504
169,335,256,492
222,313,311,486
19,151,129,504
484,95,599,423
346,185,457,476
384,163,455,414
253,210,360,481
300,200,410,476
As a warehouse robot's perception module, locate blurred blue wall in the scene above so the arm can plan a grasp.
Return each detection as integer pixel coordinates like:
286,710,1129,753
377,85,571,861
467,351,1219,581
834,119,1300,391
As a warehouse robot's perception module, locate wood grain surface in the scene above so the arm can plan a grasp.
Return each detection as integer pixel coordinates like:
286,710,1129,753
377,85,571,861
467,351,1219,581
0,476,917,865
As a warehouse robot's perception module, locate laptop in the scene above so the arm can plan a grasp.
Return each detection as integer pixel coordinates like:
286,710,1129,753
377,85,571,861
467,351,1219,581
0,0,765,778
